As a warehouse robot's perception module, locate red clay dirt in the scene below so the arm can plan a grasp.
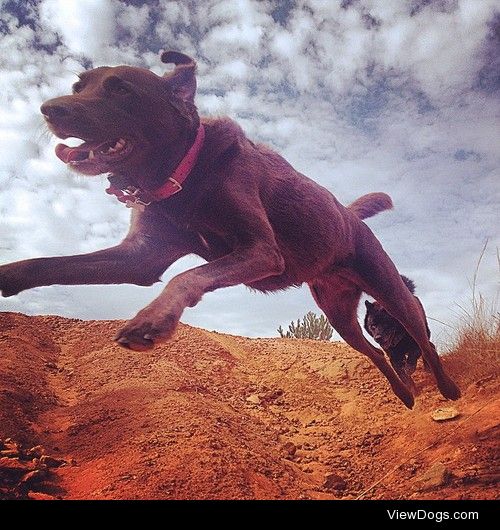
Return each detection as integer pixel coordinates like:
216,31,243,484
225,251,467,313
0,311,498,500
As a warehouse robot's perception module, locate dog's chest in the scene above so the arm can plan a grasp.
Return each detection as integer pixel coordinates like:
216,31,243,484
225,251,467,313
155,191,249,261
167,212,236,259
193,229,237,260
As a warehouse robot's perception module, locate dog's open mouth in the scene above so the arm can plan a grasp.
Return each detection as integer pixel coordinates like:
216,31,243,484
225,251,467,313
55,138,132,168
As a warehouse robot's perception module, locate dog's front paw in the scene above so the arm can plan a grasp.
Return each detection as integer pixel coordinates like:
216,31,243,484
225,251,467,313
114,311,179,351
0,264,25,297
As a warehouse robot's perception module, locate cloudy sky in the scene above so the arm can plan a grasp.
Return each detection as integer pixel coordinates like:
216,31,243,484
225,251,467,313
0,0,498,346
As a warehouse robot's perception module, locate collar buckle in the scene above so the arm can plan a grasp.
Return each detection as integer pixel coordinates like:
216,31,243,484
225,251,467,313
167,177,183,195
123,187,152,211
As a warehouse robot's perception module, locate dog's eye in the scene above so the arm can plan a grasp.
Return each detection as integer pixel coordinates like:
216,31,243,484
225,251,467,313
104,76,131,96
114,85,130,96
72,82,83,94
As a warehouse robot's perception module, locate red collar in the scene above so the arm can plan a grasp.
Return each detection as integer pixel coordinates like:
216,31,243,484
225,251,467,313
106,124,205,211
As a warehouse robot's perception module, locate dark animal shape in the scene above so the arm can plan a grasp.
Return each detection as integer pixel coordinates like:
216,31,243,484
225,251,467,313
364,276,432,390
0,51,460,408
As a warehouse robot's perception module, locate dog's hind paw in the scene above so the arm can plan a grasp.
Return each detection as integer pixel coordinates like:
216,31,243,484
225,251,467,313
399,388,415,409
391,381,414,409
438,377,461,401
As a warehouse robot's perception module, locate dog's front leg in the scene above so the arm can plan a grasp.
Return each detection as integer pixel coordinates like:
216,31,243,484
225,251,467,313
0,240,186,297
115,243,285,350
0,211,196,296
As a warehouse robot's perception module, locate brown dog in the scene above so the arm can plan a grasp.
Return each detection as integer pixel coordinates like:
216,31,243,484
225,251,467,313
0,51,460,408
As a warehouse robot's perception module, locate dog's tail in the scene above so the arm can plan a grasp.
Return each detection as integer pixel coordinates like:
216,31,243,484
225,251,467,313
348,192,393,220
401,275,416,293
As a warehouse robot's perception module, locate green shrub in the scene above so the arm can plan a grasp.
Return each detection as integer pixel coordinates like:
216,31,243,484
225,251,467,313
278,311,333,340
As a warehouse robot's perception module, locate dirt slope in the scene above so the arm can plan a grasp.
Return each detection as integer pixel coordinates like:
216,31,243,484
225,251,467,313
0,312,498,500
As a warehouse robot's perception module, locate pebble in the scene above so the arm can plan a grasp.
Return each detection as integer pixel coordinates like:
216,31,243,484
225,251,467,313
431,407,460,422
40,455,66,468
282,442,297,457
27,492,58,501
246,394,261,405
323,473,347,491
415,462,451,491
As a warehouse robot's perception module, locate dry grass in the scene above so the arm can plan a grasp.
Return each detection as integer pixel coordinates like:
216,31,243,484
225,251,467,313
442,243,500,386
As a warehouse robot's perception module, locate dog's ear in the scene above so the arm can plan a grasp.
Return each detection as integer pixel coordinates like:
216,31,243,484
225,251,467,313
161,50,196,103
365,300,372,309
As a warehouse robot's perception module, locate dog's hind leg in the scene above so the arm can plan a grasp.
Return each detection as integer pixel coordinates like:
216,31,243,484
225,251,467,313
389,354,417,394
352,224,461,401
309,274,415,409
376,291,460,400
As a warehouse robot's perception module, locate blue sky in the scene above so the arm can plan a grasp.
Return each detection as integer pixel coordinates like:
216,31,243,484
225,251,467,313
0,0,498,346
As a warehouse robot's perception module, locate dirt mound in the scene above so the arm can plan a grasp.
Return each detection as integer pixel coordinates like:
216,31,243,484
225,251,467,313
0,312,498,499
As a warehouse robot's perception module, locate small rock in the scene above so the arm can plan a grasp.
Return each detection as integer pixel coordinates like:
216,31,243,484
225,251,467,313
208,440,223,450
20,469,47,485
45,361,58,370
282,442,297,458
27,492,58,501
246,394,261,405
260,389,284,404
323,473,347,491
39,455,66,468
26,445,45,458
431,407,460,422
0,449,20,457
415,462,451,491
2,440,19,452
0,457,36,473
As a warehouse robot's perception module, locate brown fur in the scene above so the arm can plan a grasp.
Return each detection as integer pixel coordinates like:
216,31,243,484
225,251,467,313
348,192,393,220
0,51,460,408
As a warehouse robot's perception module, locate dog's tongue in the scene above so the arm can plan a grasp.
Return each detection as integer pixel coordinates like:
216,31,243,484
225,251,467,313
55,142,92,163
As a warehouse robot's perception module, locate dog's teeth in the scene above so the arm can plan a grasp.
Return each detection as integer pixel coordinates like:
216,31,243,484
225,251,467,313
114,139,126,151
88,150,94,160
100,139,126,155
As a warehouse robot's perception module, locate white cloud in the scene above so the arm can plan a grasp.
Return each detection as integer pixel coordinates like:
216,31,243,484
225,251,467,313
0,0,498,348
116,2,150,39
39,0,116,58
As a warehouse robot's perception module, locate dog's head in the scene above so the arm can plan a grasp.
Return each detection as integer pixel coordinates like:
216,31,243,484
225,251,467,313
40,51,199,178
364,300,405,350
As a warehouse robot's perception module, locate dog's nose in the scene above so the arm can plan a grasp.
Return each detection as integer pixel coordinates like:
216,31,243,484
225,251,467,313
40,102,70,121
